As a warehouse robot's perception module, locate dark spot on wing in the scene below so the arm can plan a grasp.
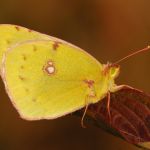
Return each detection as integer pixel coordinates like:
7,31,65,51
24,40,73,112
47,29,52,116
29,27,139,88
19,75,25,81
6,39,11,44
15,26,20,31
84,79,95,88
25,88,29,92
53,41,61,50
20,65,24,69
32,98,37,102
22,54,27,60
33,45,37,52
83,79,96,97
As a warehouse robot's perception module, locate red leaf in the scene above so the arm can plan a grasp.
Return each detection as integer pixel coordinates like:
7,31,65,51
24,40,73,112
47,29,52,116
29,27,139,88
88,86,150,144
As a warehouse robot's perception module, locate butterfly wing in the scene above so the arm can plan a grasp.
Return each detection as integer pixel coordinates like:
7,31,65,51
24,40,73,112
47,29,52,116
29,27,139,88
0,24,91,70
2,39,110,120
0,24,50,69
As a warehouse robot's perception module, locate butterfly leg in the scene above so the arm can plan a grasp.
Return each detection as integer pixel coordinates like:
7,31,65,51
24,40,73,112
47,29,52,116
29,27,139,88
107,91,111,124
81,95,89,128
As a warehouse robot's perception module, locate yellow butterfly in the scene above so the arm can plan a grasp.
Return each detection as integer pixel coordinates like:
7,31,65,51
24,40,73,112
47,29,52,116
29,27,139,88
1,24,149,124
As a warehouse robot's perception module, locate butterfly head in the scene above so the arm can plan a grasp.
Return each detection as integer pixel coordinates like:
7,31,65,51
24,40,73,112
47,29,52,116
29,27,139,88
102,62,120,92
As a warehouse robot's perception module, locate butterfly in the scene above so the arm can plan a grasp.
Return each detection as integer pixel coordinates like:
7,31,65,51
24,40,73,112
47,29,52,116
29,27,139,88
0,24,149,127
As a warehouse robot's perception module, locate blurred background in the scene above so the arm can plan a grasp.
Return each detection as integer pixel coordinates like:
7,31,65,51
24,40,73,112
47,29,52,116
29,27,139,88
0,0,150,149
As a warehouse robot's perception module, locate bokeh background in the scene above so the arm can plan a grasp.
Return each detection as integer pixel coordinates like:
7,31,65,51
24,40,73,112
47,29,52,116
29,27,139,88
0,0,150,150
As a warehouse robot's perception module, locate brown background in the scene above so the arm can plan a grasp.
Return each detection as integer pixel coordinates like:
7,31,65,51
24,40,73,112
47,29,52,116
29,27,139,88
0,0,150,150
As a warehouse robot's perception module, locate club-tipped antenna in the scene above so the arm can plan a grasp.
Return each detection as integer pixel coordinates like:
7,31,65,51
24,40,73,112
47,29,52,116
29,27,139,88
113,46,150,65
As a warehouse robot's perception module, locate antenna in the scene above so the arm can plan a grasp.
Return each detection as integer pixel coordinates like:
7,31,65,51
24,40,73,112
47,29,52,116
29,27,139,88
113,46,150,65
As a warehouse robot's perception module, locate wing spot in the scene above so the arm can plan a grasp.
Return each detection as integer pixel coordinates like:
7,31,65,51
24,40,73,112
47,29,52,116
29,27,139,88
43,60,55,75
32,98,37,102
83,79,96,97
53,41,61,50
15,26,20,31
84,80,95,88
19,75,25,81
46,66,55,74
48,61,53,65
25,88,29,92
6,39,11,44
22,54,27,60
33,45,37,52
20,65,24,69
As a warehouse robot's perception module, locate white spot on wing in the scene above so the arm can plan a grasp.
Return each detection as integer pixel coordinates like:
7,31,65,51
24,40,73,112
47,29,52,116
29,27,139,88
43,60,55,75
47,66,55,74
